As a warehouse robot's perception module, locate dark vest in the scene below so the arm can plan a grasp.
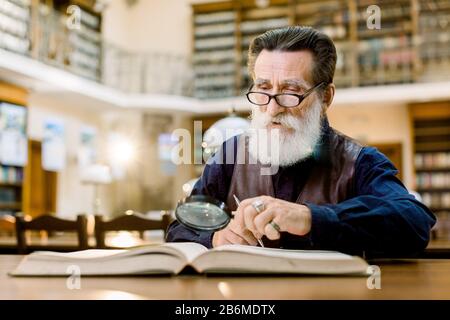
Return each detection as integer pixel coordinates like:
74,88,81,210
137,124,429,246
225,126,363,248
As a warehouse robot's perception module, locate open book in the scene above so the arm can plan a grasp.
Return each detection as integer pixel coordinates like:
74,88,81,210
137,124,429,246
10,242,369,276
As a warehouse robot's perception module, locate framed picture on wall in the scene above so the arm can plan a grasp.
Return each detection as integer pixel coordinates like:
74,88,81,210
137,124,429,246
42,117,66,172
0,102,28,166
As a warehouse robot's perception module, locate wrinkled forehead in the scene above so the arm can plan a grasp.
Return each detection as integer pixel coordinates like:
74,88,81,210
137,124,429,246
253,49,314,86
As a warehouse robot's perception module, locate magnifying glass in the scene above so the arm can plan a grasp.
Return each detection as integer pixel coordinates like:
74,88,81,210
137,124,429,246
175,195,232,232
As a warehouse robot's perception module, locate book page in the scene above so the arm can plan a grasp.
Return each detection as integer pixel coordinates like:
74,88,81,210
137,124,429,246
11,243,209,276
212,244,355,260
192,244,368,275
161,242,208,263
30,249,126,260
24,242,207,264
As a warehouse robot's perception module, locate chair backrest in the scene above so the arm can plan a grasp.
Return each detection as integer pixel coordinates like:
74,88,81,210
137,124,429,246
94,212,171,249
15,214,88,254
0,215,15,236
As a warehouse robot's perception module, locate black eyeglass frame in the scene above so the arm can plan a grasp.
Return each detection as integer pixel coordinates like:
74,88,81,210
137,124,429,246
246,81,327,108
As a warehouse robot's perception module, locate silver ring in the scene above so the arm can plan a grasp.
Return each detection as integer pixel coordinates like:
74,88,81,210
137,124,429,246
252,199,265,213
269,220,280,232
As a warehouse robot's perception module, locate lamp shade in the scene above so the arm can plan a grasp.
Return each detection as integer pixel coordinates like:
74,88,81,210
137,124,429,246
202,114,250,150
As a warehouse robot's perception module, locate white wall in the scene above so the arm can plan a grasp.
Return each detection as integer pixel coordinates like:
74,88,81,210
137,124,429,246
27,93,107,219
102,0,223,55
328,103,413,189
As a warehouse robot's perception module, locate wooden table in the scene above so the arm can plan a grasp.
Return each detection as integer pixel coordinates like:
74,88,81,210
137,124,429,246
1,255,450,299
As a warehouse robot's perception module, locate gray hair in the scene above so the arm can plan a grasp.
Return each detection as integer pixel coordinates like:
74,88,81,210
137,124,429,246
248,26,337,87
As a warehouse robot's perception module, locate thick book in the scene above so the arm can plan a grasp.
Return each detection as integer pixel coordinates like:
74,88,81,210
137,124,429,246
10,242,369,276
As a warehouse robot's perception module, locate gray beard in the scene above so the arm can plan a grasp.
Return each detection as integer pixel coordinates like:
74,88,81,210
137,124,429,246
248,101,323,167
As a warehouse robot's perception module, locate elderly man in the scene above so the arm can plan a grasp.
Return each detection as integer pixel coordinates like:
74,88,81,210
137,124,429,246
167,26,435,256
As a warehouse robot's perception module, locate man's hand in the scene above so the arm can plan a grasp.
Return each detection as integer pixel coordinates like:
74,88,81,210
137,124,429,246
212,209,258,247
237,195,312,240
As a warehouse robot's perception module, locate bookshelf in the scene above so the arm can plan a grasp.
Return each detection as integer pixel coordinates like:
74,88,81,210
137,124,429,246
191,0,450,99
417,0,450,82
0,166,24,215
295,0,355,87
192,1,237,99
0,0,103,82
0,0,31,55
238,0,291,94
356,0,416,86
53,0,102,81
0,81,28,218
410,102,450,241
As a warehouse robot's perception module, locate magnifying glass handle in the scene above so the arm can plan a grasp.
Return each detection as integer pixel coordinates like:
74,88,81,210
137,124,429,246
233,194,265,248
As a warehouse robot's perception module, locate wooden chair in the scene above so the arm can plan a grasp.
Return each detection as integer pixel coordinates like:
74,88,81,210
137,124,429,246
0,215,16,236
94,211,171,249
15,214,89,254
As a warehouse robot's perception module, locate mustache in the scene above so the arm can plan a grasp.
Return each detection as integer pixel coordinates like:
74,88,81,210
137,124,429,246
250,111,300,130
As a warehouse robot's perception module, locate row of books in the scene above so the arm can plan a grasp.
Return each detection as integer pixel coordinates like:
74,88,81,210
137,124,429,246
69,50,100,71
416,173,450,189
193,7,235,100
193,49,235,64
419,0,450,12
419,59,450,82
195,74,235,89
421,192,450,209
194,62,235,76
79,6,100,30
194,22,235,38
0,30,29,54
317,25,347,41
195,87,235,100
356,4,410,21
0,188,17,202
194,11,236,25
0,166,23,184
419,14,450,62
66,5,101,82
415,152,450,169
0,10,28,38
102,48,192,95
195,36,235,51
0,0,29,22
0,0,29,56
68,32,101,58
240,17,288,34
420,14,450,31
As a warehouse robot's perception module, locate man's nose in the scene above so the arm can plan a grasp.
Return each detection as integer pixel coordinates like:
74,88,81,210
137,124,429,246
266,97,285,117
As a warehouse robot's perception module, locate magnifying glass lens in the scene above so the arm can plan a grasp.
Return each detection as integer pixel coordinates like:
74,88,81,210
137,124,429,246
176,199,231,231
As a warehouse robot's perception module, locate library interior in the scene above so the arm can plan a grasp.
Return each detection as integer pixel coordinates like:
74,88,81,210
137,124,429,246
0,0,450,300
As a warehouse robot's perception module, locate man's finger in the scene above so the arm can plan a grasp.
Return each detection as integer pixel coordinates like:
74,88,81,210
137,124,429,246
229,223,258,246
243,205,260,237
253,208,275,236
264,219,281,240
225,228,252,245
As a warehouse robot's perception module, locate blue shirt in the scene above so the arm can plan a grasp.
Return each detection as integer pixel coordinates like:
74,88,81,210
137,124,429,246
167,125,436,256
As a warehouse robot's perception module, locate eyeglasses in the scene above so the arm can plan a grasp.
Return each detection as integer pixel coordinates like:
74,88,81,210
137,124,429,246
246,81,327,108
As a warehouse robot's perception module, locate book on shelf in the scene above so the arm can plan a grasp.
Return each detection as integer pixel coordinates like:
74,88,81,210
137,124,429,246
10,242,369,276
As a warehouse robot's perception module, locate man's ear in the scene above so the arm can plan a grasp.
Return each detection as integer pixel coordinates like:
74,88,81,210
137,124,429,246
322,83,335,109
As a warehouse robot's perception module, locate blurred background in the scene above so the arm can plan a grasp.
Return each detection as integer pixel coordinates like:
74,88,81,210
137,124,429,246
0,0,449,250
